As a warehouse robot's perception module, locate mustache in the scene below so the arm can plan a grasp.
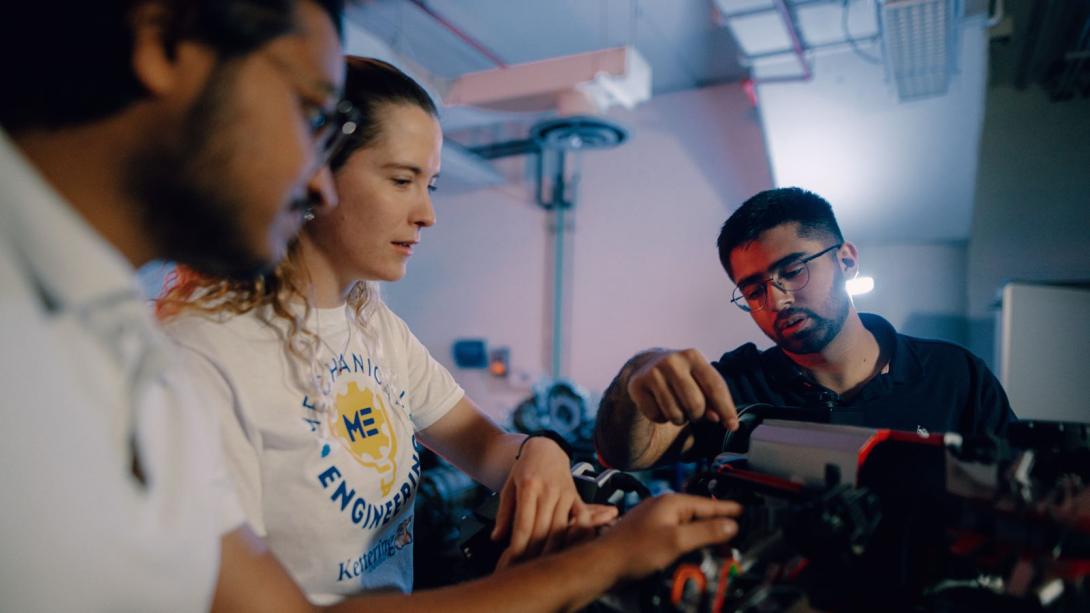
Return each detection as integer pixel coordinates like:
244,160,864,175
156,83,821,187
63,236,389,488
775,307,819,330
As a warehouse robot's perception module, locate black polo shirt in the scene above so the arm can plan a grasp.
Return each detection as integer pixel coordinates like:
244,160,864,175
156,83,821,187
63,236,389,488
692,314,1016,457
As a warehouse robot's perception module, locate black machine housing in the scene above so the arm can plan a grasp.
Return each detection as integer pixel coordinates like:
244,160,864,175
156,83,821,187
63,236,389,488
614,408,1090,613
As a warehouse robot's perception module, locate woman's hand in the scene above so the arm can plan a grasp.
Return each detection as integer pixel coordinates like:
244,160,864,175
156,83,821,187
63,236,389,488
416,399,619,568
491,436,616,568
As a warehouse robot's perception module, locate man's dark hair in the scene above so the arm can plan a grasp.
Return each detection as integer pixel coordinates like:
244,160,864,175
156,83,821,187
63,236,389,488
0,0,344,133
717,187,844,280
328,56,439,171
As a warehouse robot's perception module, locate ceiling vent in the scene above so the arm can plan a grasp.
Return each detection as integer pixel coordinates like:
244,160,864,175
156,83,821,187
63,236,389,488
716,0,977,101
880,0,961,101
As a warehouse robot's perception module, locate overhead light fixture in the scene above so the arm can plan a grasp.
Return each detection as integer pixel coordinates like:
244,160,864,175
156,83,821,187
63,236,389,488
847,276,875,296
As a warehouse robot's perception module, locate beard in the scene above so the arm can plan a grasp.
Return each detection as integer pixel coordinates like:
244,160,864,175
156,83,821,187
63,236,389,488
125,61,313,280
769,270,851,355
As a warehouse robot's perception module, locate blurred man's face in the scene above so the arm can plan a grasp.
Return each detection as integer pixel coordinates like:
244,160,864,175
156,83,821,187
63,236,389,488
132,1,344,278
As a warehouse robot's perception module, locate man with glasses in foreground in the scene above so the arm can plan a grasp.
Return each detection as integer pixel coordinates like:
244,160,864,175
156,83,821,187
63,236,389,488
0,0,349,608
2,2,743,610
595,187,1015,470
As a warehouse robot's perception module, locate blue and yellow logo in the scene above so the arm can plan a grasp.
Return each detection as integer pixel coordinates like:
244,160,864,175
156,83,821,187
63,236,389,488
329,382,399,496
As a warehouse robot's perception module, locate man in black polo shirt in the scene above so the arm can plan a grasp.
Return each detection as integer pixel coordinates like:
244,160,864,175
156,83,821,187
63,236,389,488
595,187,1016,470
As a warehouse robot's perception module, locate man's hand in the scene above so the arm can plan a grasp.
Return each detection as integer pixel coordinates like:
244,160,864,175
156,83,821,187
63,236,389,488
491,436,615,568
598,494,743,581
627,349,740,429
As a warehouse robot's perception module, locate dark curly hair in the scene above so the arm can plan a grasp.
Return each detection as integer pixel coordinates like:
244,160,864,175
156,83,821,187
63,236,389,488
1,0,344,132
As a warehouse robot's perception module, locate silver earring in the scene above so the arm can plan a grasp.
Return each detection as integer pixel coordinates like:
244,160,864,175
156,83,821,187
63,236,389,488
303,208,316,222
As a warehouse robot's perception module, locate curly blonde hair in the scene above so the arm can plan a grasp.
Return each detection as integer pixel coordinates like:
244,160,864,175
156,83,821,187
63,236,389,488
157,240,379,352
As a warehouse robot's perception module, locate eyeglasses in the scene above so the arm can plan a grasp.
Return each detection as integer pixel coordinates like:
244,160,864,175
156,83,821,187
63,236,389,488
311,99,360,169
261,52,360,168
730,243,843,312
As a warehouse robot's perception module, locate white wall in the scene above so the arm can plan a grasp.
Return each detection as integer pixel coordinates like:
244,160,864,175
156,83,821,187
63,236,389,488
383,83,774,421
851,242,969,345
753,24,990,243
967,86,1090,365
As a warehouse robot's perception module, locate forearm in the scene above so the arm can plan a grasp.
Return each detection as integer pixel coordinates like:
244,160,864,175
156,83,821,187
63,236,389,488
325,537,624,613
471,428,526,492
594,350,686,470
465,430,575,494
217,523,623,613
419,398,524,491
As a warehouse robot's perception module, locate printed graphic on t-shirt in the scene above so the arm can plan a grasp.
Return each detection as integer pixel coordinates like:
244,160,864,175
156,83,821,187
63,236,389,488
315,454,422,548
336,517,415,582
332,381,399,496
301,350,423,586
302,352,408,496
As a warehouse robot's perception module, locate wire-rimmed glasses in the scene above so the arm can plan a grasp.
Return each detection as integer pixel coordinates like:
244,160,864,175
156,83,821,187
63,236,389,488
730,243,843,312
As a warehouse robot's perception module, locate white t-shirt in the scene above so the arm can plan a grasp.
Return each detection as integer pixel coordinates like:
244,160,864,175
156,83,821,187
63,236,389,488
0,132,244,611
165,300,463,604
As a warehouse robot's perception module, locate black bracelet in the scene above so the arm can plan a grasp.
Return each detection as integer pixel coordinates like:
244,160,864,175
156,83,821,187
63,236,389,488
515,430,573,461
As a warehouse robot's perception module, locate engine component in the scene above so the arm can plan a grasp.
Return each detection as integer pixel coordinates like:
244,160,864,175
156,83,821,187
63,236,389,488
598,417,1090,613
457,462,651,574
511,378,589,440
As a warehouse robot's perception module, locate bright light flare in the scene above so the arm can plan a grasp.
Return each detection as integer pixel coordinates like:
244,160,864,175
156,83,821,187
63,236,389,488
846,276,875,296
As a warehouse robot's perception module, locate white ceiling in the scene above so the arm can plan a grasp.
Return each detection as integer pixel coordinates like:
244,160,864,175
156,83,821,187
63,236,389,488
749,5,990,243
345,0,995,242
347,0,747,92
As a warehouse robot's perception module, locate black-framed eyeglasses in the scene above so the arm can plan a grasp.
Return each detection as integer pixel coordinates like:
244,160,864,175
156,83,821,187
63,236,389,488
730,243,843,313
260,51,360,169
311,99,360,169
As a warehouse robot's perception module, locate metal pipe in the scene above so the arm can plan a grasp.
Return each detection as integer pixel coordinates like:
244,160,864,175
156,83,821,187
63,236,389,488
1014,0,1047,90
987,0,1005,29
741,34,882,63
548,150,574,379
407,0,507,68
716,0,834,22
551,205,566,379
744,0,814,85
771,0,813,81
1055,16,1090,99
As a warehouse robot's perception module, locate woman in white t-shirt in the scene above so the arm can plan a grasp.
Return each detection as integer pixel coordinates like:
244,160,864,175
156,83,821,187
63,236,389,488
157,56,610,605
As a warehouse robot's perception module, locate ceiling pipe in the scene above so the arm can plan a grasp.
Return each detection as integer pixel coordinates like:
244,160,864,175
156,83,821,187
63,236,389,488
987,0,1005,29
756,0,814,83
715,0,831,21
744,34,882,62
407,0,507,68
1014,0,1047,90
